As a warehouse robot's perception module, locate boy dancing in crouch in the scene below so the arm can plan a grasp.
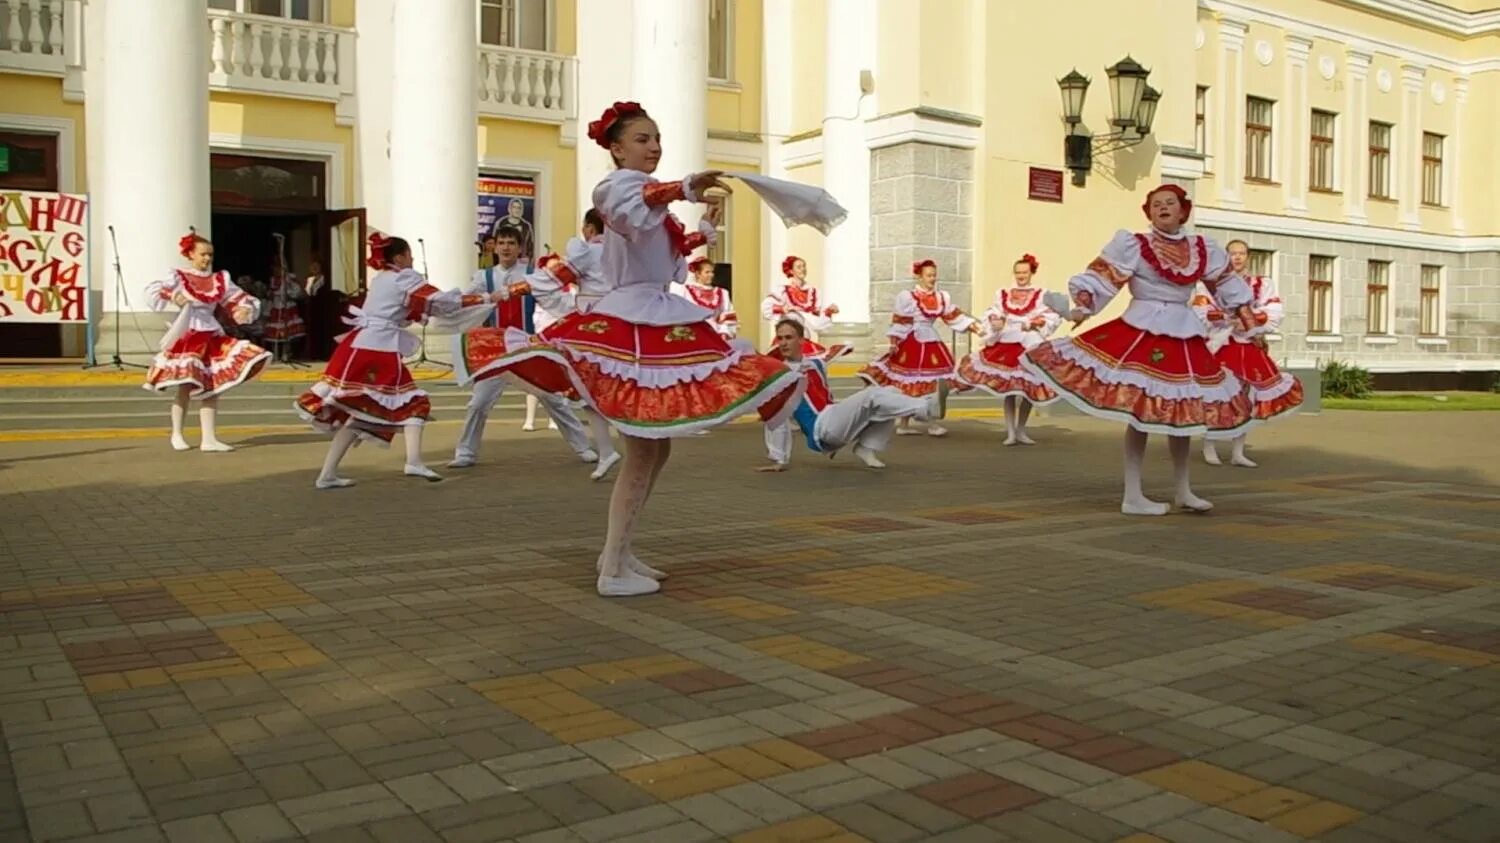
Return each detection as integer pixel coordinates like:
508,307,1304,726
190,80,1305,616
760,318,948,472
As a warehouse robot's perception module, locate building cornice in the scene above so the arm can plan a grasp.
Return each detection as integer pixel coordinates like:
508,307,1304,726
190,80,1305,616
1196,206,1500,252
1332,0,1500,37
1201,0,1500,73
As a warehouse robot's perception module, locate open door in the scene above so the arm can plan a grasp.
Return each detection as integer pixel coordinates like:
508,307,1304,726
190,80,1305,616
308,208,365,359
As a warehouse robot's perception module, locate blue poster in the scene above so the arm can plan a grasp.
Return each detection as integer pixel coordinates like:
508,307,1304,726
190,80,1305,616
477,174,539,331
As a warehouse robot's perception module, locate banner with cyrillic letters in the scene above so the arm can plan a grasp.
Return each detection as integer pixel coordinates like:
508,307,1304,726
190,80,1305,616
0,190,90,323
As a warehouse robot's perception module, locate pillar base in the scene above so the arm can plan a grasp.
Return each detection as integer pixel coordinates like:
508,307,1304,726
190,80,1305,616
91,313,167,365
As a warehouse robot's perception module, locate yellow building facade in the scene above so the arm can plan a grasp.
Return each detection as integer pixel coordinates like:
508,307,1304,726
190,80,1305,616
1,0,1495,376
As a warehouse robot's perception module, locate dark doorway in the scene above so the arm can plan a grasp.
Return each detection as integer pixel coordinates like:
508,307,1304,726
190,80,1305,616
209,153,362,361
0,130,65,359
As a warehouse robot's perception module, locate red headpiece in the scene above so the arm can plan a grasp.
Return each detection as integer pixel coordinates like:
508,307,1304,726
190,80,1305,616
1016,253,1039,273
587,101,648,150
912,259,937,275
781,255,803,277
178,228,201,259
536,253,559,271
366,231,391,270
1141,184,1193,222
688,256,712,274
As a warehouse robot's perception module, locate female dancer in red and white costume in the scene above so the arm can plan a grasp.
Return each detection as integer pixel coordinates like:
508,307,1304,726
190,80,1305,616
957,253,1061,445
761,256,848,359
1022,185,1256,515
144,230,271,451
297,233,501,488
263,254,306,358
457,101,804,597
858,259,980,437
673,257,738,339
1202,239,1303,467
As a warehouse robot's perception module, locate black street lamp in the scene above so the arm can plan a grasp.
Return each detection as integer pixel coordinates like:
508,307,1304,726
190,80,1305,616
1058,57,1160,186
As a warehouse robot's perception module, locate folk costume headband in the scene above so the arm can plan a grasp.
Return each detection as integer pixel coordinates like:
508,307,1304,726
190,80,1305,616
587,101,647,150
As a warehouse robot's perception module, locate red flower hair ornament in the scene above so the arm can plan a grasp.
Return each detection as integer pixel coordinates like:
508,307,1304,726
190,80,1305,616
781,255,803,277
912,259,937,275
178,228,202,259
1141,184,1193,222
366,231,391,270
1016,253,1039,273
587,101,648,150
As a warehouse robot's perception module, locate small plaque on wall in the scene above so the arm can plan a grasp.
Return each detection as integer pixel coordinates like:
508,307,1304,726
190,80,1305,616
1028,167,1064,202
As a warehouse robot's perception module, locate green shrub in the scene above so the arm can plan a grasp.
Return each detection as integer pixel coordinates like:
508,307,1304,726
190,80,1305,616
1321,360,1372,399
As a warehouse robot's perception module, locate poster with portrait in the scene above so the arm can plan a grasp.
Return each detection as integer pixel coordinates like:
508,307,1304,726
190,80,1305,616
476,175,537,267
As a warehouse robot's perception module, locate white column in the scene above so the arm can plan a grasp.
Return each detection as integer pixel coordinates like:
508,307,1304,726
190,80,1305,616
1399,64,1425,229
82,0,107,308
353,0,395,232
98,0,209,324
1215,18,1248,206
1284,35,1312,214
389,0,476,289
1451,77,1468,233
761,0,793,320
576,0,635,217
823,0,876,325
631,0,708,232
1344,49,1371,222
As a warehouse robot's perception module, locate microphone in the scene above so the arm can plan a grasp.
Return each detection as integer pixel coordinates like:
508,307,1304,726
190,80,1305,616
272,233,285,242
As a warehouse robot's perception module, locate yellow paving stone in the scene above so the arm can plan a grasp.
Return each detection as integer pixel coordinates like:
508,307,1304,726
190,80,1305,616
1268,800,1364,836
707,745,795,780
123,667,170,688
699,595,798,620
611,654,699,678
472,674,570,699
541,667,603,690
795,565,975,606
746,635,867,671
1138,761,1265,805
550,714,643,745
746,739,828,772
1134,580,1261,607
1220,786,1319,820
1207,523,1350,543
82,673,129,694
244,653,292,672
732,816,863,843
621,755,748,799
1349,633,1500,668
1114,836,1169,843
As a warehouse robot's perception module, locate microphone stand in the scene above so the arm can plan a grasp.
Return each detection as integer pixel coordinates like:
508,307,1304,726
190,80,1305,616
270,233,310,369
406,237,451,371
86,225,147,370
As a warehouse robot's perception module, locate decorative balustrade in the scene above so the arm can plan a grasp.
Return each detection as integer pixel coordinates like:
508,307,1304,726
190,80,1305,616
477,46,576,123
207,10,355,122
0,0,76,77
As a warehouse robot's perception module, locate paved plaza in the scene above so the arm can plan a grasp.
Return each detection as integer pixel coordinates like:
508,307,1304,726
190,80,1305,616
1,396,1498,843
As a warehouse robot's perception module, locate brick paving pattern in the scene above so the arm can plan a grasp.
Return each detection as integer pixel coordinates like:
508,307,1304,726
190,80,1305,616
1,409,1498,842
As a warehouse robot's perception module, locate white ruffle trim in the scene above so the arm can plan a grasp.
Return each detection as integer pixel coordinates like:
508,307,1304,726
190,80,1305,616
1041,339,1247,403
1248,372,1299,403
859,359,955,385
305,378,429,412
144,346,269,399
1020,353,1257,440
483,346,807,440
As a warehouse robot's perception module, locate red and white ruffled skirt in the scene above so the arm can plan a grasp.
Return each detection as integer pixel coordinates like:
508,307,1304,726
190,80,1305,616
956,341,1059,405
265,304,306,341
456,302,803,439
295,330,430,444
1021,317,1253,438
1215,338,1302,422
798,339,852,361
857,334,960,398
144,330,269,399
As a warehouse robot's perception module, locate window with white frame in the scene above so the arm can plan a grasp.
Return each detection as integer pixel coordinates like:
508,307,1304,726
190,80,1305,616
1422,132,1445,206
1245,96,1275,182
208,0,326,21
1195,86,1209,165
479,0,549,51
1369,121,1393,199
708,0,733,81
1366,260,1391,335
1419,265,1443,336
1248,249,1274,280
1310,110,1336,192
1308,255,1335,334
